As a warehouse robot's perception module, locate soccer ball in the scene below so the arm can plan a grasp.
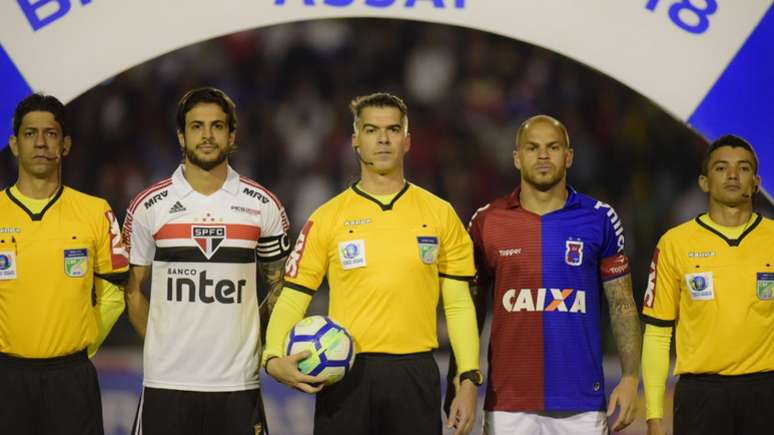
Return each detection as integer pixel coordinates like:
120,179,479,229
284,315,356,385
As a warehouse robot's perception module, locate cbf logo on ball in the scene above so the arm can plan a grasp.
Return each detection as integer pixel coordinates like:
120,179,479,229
338,239,366,270
685,271,714,301
192,225,226,259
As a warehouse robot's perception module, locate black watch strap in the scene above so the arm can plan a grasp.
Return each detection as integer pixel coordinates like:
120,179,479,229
459,370,483,386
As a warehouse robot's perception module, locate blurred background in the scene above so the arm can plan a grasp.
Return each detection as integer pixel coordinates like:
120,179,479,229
2,19,771,435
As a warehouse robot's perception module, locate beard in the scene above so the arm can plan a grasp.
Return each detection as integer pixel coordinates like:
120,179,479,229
522,168,565,192
184,143,229,171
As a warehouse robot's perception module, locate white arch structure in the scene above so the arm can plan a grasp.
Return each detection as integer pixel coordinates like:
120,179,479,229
1,0,772,197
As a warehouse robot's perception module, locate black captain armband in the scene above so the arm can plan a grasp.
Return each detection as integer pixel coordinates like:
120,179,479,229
257,234,291,262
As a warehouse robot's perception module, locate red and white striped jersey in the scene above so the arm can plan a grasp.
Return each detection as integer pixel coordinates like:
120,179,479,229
123,165,290,391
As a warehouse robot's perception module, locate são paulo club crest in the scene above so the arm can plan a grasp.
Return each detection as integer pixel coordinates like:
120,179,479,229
565,239,584,266
192,225,226,259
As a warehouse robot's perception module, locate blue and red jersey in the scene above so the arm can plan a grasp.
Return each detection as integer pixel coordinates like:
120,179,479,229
470,188,629,412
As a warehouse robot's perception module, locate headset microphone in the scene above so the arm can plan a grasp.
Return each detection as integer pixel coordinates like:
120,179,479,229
354,146,374,166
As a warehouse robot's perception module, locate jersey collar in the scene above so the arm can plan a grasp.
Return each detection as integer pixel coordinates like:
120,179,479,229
5,184,64,221
171,164,241,197
695,212,762,247
351,180,410,211
507,185,579,210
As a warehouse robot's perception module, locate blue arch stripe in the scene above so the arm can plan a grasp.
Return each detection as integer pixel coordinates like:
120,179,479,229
688,4,774,198
0,44,32,149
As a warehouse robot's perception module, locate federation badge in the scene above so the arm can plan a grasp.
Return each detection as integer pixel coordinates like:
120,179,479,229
192,226,226,259
64,249,88,277
417,236,439,265
565,239,584,266
339,239,366,270
685,271,714,301
756,272,774,301
0,251,17,280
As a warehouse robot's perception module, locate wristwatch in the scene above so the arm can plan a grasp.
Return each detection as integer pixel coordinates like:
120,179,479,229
459,370,484,386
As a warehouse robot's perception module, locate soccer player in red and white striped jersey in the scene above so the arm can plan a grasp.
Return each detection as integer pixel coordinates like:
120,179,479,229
123,87,290,435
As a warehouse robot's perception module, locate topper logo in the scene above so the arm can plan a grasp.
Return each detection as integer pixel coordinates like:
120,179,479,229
17,0,93,32
274,0,465,8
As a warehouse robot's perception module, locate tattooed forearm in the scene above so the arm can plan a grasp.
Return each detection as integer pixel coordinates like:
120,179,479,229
259,256,287,315
603,273,642,377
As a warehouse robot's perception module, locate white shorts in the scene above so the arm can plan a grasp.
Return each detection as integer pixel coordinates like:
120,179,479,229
483,410,608,435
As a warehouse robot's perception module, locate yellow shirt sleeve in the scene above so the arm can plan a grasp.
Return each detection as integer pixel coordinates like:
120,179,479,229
262,287,313,366
437,202,476,279
284,211,329,291
441,277,480,375
94,200,130,275
642,324,673,420
642,233,680,322
87,278,125,357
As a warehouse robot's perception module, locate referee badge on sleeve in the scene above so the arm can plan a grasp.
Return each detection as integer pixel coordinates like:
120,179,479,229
0,251,17,280
756,272,774,301
685,271,714,301
64,249,88,277
417,236,439,265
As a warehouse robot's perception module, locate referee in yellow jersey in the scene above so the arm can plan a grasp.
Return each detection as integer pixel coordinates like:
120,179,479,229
264,93,481,435
0,94,129,435
641,135,774,435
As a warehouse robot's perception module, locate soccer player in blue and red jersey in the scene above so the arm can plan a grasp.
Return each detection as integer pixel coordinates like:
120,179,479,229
464,115,641,434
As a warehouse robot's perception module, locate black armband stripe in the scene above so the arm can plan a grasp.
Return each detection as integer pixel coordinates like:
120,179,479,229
284,282,316,296
95,271,130,286
439,272,475,282
642,315,675,327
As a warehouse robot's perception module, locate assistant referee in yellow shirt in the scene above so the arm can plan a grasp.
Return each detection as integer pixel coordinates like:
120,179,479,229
0,94,129,435
641,135,774,435
264,93,481,435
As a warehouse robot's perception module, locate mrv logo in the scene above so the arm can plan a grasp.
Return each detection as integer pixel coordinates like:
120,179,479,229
275,0,465,8
166,268,245,304
502,288,586,313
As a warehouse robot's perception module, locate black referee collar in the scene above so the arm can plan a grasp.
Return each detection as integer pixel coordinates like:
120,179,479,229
5,185,64,221
694,212,762,247
351,181,410,211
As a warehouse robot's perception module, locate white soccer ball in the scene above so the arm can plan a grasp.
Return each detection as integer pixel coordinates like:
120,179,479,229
284,315,356,385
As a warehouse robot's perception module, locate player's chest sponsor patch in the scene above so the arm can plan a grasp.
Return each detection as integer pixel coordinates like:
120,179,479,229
64,249,88,277
339,239,366,270
565,238,584,266
756,272,774,301
685,271,714,301
417,236,439,265
192,225,226,259
0,251,17,280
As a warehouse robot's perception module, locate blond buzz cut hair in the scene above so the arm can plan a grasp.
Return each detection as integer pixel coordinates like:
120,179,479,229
516,114,571,149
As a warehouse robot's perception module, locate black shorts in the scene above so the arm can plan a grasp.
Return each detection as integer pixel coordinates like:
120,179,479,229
314,351,441,435
674,371,774,435
132,386,268,435
0,350,104,435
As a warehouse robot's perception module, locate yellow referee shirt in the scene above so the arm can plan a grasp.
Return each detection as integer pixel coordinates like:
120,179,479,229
642,213,774,376
0,186,129,358
284,183,475,354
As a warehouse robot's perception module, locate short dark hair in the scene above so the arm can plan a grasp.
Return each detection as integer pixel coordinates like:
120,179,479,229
13,93,69,137
349,93,408,133
700,135,758,175
175,87,237,132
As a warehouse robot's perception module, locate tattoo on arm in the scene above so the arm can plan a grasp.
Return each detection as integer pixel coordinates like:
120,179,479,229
603,273,642,377
259,256,287,315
